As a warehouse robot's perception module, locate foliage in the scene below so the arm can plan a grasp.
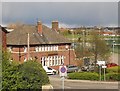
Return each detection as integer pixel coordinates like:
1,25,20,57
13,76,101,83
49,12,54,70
68,72,99,80
105,73,120,81
2,57,49,90
89,30,110,65
19,60,50,85
106,66,120,73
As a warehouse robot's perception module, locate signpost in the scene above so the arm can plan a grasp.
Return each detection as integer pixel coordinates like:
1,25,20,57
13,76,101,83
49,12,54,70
102,65,107,81
97,61,106,81
59,66,67,91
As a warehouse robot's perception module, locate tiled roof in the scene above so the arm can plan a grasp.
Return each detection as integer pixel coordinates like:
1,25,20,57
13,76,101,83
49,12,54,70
7,24,71,45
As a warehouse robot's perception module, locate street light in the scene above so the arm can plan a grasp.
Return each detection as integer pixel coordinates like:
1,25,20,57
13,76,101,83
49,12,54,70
70,29,74,49
82,30,85,57
113,40,115,63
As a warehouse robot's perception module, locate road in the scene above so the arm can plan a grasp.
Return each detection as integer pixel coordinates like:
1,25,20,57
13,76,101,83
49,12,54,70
49,75,119,90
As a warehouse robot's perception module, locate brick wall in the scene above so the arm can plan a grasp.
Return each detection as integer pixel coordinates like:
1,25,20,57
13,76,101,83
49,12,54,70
8,44,76,70
2,29,7,50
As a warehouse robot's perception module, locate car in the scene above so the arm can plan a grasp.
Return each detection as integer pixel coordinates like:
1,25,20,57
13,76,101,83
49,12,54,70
106,63,118,68
81,64,94,72
43,66,57,75
66,65,79,73
81,66,89,71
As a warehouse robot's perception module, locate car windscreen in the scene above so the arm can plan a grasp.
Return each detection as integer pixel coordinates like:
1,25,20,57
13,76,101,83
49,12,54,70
48,67,52,70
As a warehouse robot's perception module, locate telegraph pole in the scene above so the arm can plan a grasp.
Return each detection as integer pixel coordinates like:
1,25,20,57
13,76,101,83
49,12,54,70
27,33,30,60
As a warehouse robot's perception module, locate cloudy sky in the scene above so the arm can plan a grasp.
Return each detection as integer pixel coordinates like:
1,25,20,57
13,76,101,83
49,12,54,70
1,2,118,27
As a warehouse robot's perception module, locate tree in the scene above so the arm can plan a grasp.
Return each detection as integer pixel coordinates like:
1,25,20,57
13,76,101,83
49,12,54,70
2,51,49,90
89,30,110,66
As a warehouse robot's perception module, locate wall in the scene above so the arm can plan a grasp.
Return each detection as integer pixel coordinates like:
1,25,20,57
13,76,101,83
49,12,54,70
8,44,76,70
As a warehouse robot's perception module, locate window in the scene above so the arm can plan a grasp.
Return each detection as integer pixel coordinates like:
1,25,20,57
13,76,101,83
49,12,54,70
48,46,50,51
8,46,12,52
50,46,52,51
35,47,39,52
41,55,65,66
53,45,55,51
24,47,27,52
56,45,58,50
41,46,44,51
39,46,41,51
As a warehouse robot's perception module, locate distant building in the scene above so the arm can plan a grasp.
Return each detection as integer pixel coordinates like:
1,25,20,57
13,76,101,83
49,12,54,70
7,21,76,70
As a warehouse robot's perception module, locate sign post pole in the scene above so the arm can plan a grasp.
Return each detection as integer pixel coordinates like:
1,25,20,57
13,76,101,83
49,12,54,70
62,76,64,91
97,61,105,81
104,68,106,81
99,66,101,81
59,65,67,91
102,65,107,81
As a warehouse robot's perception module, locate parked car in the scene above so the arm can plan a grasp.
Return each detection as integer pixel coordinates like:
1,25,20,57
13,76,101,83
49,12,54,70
66,65,79,73
106,63,118,68
43,66,57,75
81,65,94,72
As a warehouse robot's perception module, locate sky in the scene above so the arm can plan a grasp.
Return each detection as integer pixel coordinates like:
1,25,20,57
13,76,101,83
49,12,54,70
1,1,118,28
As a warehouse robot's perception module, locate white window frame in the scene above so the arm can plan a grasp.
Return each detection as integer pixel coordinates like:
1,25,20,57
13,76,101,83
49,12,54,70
35,46,39,52
24,47,27,52
41,46,44,51
48,46,50,51
39,46,41,52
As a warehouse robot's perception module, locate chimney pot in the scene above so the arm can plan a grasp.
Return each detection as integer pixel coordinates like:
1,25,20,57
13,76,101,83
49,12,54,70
37,21,42,34
52,21,59,31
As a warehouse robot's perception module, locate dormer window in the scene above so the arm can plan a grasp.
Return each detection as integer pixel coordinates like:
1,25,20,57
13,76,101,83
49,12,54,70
8,46,12,52
24,47,27,52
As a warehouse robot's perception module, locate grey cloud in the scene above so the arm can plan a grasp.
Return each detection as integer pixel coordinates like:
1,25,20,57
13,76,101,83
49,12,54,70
2,2,118,27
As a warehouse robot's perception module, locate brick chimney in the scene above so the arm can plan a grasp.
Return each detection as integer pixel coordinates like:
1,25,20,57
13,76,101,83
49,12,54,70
37,21,42,34
52,21,59,31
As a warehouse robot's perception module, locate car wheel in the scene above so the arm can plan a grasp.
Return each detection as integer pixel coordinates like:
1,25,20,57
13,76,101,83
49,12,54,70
53,71,56,75
74,70,77,72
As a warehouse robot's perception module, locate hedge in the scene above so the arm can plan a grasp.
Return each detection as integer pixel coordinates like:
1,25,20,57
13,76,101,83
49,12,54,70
68,72,99,80
105,73,120,81
106,66,120,73
2,59,50,90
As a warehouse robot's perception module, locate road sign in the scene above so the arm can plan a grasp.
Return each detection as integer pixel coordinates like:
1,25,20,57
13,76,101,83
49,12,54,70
97,61,105,66
60,66,66,73
102,66,107,68
59,66,67,77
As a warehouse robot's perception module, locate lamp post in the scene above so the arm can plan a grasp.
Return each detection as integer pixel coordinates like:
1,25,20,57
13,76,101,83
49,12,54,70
82,30,85,58
27,33,30,60
70,29,74,49
113,40,115,63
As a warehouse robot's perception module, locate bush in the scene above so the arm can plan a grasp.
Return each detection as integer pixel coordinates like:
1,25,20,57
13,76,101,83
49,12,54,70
19,60,50,85
106,73,120,81
106,66,120,73
68,72,99,80
2,60,50,90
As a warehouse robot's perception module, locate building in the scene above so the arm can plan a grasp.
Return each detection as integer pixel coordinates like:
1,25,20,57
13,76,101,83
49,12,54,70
0,25,8,50
7,21,76,70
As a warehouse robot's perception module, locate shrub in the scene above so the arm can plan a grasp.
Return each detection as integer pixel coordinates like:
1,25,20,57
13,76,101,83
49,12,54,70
68,72,99,80
106,66,120,73
2,60,50,90
106,73,120,81
18,60,50,85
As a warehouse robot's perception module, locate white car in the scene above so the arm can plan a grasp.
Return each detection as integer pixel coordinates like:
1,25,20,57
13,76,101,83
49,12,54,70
43,66,57,75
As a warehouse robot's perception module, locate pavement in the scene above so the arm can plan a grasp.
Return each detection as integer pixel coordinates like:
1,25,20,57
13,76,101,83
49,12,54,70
42,84,53,91
65,79,119,84
42,75,119,90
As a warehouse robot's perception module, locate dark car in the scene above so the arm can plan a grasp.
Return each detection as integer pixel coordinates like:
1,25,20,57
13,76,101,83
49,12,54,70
66,65,79,73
